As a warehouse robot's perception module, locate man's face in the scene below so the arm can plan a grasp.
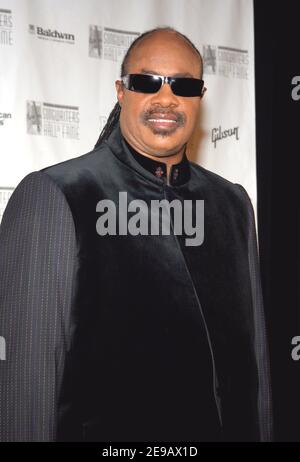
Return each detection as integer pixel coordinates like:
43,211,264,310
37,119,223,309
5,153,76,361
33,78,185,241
116,32,203,158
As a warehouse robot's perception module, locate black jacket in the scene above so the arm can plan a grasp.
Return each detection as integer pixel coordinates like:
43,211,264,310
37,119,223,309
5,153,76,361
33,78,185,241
0,123,273,441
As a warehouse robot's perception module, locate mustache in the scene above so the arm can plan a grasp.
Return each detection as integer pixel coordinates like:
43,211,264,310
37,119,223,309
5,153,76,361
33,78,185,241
140,107,186,126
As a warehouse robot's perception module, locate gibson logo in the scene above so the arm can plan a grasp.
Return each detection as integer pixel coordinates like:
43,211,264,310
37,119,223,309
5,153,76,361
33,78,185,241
211,125,239,148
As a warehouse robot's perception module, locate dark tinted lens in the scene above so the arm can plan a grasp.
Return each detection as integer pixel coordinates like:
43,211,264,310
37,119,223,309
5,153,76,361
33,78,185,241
171,78,204,97
128,74,162,93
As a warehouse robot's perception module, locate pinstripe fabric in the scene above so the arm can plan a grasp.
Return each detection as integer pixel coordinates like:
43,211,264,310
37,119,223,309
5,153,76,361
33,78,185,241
237,185,273,441
0,171,78,442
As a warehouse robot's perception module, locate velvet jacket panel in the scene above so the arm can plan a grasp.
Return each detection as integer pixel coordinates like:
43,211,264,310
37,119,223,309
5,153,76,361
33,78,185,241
0,123,273,442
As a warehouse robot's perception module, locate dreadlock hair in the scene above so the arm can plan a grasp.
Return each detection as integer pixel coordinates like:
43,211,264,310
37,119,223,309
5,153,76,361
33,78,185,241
94,26,203,149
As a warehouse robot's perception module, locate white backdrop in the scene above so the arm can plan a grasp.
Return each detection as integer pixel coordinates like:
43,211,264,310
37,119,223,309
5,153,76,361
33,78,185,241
0,0,256,222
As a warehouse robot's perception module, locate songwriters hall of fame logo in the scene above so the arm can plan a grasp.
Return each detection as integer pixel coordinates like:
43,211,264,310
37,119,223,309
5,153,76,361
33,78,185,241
26,101,80,139
202,45,217,75
202,44,249,79
0,7,13,45
89,25,139,61
0,187,14,225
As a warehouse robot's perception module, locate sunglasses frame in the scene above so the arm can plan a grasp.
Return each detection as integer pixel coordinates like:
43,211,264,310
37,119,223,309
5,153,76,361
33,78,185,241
121,73,206,98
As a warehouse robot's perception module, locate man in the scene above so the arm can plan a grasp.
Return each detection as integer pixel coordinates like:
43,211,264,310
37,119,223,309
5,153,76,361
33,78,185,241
0,27,272,442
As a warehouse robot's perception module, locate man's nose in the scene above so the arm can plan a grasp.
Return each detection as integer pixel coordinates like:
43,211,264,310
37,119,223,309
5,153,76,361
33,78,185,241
150,82,179,107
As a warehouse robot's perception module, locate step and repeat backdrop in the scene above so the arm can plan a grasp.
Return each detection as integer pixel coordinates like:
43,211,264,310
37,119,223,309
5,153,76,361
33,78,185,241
0,0,255,222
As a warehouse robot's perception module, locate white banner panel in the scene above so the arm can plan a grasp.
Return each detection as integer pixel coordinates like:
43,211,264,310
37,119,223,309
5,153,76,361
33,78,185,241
0,0,255,222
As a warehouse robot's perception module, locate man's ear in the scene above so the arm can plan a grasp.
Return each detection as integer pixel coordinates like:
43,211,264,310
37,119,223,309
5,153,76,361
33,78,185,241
201,87,207,99
115,80,124,106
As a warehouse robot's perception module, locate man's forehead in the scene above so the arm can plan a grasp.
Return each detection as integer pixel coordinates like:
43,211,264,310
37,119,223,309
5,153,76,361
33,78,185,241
133,32,196,56
127,43,200,75
126,32,201,75
139,68,194,78
127,57,200,78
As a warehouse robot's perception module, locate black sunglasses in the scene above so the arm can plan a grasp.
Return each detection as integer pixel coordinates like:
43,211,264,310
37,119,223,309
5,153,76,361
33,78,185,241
121,73,206,98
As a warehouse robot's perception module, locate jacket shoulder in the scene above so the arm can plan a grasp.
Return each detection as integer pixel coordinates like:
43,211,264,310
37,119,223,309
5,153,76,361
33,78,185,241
40,143,112,190
189,160,249,203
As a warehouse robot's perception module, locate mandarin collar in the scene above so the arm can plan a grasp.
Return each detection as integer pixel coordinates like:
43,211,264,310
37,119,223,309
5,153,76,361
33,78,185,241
105,122,191,188
123,137,190,187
